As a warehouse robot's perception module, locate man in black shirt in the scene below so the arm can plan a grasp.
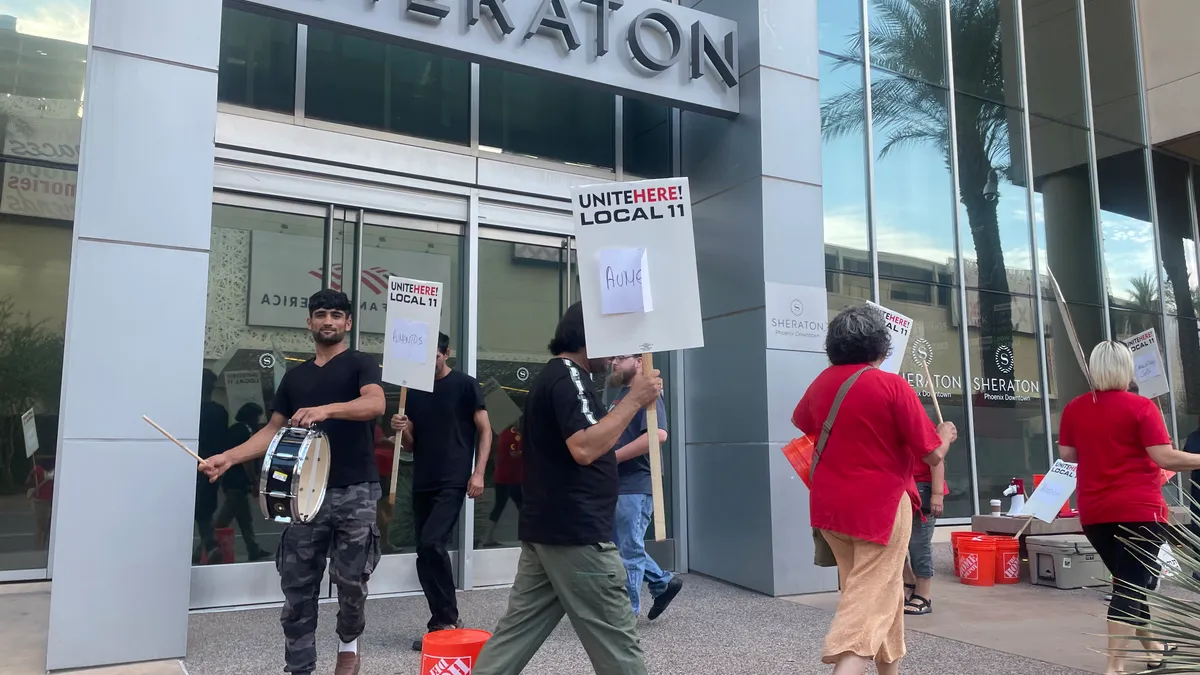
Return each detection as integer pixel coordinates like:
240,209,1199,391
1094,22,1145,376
391,332,491,650
201,290,385,675
472,302,661,675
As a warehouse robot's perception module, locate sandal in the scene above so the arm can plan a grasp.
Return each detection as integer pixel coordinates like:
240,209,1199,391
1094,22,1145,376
904,594,932,615
904,583,916,601
1148,644,1178,670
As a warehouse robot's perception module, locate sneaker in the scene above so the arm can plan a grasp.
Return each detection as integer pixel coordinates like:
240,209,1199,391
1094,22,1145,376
334,650,360,675
647,577,683,621
411,621,462,651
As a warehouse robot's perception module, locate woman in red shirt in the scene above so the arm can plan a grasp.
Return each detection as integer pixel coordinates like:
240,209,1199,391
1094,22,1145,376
793,305,956,675
1059,340,1200,674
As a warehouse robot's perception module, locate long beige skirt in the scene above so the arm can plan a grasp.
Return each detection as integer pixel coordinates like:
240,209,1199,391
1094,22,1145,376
819,492,913,665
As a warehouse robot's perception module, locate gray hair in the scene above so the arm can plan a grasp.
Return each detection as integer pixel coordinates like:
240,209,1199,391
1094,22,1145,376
826,304,892,366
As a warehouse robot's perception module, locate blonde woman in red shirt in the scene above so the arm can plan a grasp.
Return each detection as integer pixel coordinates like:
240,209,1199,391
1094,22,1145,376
1058,340,1200,675
793,305,956,675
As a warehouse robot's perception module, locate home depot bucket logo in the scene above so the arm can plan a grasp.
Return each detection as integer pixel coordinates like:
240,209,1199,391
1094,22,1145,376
423,655,473,675
959,553,979,581
1003,553,1020,580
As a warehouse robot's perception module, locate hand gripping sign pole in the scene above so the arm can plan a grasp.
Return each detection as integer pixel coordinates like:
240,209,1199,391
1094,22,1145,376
382,276,443,506
572,177,704,542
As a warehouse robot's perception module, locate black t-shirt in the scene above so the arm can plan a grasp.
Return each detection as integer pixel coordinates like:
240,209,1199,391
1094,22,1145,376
407,369,486,491
519,358,617,545
272,349,382,489
611,387,667,495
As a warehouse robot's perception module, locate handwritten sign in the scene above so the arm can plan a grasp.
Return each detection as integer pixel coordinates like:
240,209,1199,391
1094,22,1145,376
1020,459,1077,523
1123,327,1169,399
382,276,443,392
599,247,653,314
866,301,913,375
21,408,38,458
573,177,703,357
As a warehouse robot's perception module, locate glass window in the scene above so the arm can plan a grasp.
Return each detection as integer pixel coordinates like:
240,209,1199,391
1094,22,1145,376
967,289,1048,510
881,278,973,518
1094,137,1155,310
867,0,947,87
949,0,1021,109
305,28,471,145
0,3,87,575
1044,300,1106,447
819,0,863,57
1083,0,1144,142
1020,0,1086,127
1153,153,1197,319
622,97,672,179
1165,315,1200,449
1030,116,1103,305
955,94,1034,294
826,271,875,309
196,204,330,564
821,56,871,275
479,66,615,168
217,7,296,114
869,70,957,283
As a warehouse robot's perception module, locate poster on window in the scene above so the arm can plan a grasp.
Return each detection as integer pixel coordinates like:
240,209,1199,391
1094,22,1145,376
1,162,77,220
247,230,452,335
223,370,265,422
866,301,913,375
1123,327,1169,399
571,177,703,358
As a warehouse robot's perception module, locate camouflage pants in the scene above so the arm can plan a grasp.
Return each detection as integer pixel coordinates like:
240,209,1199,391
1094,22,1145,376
276,482,382,674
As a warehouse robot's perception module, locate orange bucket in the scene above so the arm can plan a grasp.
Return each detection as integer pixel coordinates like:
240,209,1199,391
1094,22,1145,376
958,537,996,586
421,628,491,675
993,537,1021,584
950,531,976,578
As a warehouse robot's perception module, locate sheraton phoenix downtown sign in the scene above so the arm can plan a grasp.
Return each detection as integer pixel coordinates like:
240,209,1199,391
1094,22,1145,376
240,0,740,115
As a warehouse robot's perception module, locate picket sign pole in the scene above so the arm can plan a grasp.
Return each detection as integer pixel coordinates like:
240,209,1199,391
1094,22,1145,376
1013,515,1035,540
920,361,943,425
643,353,666,542
388,387,409,507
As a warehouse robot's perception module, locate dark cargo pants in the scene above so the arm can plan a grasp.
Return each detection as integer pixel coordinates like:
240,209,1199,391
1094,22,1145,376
276,482,382,674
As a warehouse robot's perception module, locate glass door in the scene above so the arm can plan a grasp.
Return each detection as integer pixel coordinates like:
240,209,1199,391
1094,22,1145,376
471,228,577,587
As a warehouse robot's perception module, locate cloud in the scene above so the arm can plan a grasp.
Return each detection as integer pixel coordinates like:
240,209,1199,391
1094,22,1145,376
2,1,89,44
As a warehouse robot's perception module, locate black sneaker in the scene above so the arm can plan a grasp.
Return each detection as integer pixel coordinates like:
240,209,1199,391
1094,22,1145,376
647,577,683,621
412,621,462,651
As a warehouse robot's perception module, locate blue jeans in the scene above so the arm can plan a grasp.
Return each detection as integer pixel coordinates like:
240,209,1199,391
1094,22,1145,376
613,493,673,615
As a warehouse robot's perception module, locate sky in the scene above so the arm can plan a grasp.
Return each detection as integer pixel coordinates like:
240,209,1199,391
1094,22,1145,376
818,0,1168,307
1,0,89,44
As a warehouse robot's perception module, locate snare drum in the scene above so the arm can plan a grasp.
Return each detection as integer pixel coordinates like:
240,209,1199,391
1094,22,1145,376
259,426,331,524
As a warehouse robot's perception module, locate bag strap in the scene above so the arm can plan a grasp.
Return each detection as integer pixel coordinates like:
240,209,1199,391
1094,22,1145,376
810,366,872,483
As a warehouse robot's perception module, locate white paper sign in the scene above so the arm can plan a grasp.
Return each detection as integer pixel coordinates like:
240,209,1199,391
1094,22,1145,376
1123,328,1170,399
483,379,524,434
599,248,653,314
766,282,829,352
867,301,913,374
21,408,38,458
382,276,443,392
223,370,265,421
572,178,703,357
1020,459,1077,523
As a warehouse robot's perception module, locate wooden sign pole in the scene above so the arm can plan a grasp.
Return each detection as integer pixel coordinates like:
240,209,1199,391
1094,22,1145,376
388,386,409,506
920,361,943,425
643,353,666,542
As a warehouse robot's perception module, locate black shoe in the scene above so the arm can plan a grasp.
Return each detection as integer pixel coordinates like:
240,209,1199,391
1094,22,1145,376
412,621,462,651
647,577,683,621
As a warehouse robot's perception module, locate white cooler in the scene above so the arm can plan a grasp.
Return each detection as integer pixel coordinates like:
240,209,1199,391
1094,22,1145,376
1026,534,1110,589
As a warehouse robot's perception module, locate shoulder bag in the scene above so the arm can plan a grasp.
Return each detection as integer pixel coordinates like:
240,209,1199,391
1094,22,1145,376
812,366,871,568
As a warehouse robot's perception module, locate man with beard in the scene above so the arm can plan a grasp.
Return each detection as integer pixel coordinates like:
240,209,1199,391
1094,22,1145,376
607,354,682,619
472,302,662,675
201,289,385,675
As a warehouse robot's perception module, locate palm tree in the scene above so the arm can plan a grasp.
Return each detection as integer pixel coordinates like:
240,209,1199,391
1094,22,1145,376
822,0,1016,386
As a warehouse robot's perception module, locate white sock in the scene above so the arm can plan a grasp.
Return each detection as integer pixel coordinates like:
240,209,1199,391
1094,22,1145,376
339,638,357,654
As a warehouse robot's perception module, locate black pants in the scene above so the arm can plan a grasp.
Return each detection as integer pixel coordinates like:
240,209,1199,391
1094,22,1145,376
1083,522,1164,626
489,484,523,523
414,487,465,629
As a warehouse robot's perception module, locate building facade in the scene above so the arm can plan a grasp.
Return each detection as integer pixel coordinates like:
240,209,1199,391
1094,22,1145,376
3,0,1200,670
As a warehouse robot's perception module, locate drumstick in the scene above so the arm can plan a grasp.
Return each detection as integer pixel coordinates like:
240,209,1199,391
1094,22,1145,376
644,353,666,542
388,387,408,507
921,361,943,425
141,415,206,464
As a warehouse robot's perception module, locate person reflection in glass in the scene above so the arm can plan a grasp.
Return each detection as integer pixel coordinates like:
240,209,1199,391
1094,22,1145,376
194,369,228,564
25,454,54,550
214,402,270,562
480,417,524,548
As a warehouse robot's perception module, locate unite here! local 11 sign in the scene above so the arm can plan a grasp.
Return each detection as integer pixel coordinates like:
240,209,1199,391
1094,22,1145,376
382,276,443,392
571,177,704,359
867,301,914,375
1021,460,1078,523
1123,327,1170,400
